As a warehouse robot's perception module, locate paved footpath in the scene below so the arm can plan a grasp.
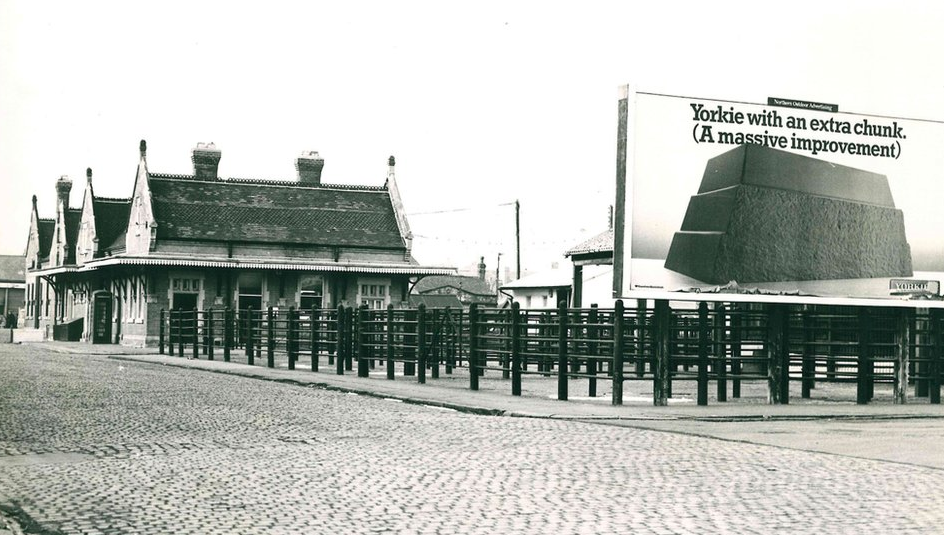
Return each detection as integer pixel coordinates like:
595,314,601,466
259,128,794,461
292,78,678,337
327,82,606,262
1,343,943,534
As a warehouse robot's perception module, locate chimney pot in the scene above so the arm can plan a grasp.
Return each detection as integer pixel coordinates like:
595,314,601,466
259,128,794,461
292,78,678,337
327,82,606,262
192,142,222,181
56,175,73,207
296,151,325,185
478,256,486,280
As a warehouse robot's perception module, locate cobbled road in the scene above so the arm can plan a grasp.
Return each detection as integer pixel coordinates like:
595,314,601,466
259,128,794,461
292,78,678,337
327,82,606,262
1,344,943,535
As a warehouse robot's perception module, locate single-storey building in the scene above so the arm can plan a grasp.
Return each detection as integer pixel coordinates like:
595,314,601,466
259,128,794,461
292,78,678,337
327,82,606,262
411,257,497,309
25,140,452,346
564,228,615,308
0,255,25,327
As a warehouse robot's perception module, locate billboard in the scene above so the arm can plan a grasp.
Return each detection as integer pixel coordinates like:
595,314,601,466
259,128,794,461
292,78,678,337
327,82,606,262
615,88,944,302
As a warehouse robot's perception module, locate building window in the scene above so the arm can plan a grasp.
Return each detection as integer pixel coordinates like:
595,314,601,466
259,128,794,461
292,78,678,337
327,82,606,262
299,275,323,311
170,275,202,311
237,272,263,312
359,283,387,310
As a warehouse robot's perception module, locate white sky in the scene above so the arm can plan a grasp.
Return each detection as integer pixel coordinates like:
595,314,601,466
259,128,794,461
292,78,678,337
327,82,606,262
2,1,943,277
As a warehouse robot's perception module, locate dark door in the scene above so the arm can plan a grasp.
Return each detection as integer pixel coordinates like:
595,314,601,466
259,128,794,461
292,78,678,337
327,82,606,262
92,293,113,344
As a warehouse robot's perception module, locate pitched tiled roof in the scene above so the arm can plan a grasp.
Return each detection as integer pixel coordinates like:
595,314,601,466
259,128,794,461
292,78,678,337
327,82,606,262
413,275,492,296
565,229,613,257
148,176,405,249
38,219,55,259
65,209,82,264
0,255,25,283
93,198,131,255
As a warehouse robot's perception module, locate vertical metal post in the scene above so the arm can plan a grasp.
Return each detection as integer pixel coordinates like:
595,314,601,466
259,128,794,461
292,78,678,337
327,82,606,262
430,308,440,379
557,299,568,401
169,310,175,356
511,302,522,396
287,307,296,371
206,309,214,361
611,300,625,406
715,304,727,401
697,302,709,406
192,308,199,360
895,307,910,404
502,308,511,380
310,306,319,372
223,308,231,363
653,299,670,406
729,306,740,400
469,303,479,391
246,307,255,366
336,305,345,375
159,309,165,354
587,304,598,398
916,310,928,398
444,307,454,375
386,304,395,380
266,306,275,369
857,307,871,405
417,304,427,384
635,299,647,378
345,307,354,372
767,304,789,405
357,306,369,378
177,310,184,358
802,309,813,399
404,309,416,376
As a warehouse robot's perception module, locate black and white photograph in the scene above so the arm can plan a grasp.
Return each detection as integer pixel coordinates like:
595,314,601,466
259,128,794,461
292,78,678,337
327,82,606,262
1,2,944,534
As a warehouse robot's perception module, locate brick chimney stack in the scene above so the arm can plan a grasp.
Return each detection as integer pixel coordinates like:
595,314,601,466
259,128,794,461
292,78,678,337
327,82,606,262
192,142,221,181
56,175,73,209
296,151,325,185
478,256,486,280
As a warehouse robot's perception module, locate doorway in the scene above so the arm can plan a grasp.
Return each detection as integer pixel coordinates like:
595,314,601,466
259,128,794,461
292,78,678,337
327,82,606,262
91,291,113,344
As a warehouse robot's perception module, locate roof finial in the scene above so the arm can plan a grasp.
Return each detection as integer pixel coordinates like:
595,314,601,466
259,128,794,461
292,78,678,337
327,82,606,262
86,167,93,184
139,139,147,156
32,194,37,207
388,155,395,167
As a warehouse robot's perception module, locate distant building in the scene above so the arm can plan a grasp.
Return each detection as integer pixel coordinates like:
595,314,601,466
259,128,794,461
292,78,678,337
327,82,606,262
411,256,497,309
408,294,464,309
564,228,614,308
500,269,571,309
24,141,452,346
0,255,25,326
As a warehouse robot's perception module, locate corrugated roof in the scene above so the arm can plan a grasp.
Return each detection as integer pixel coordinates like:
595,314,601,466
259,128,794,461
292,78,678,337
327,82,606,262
0,255,25,282
148,176,405,249
413,275,492,296
565,229,613,257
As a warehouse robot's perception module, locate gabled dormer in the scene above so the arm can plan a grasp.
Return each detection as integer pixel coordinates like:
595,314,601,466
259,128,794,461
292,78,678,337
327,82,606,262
125,140,158,255
24,195,51,271
77,168,131,264
76,168,96,266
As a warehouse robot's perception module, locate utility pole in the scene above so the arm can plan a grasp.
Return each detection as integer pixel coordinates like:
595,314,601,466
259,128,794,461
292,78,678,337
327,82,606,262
515,199,521,280
496,253,502,301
